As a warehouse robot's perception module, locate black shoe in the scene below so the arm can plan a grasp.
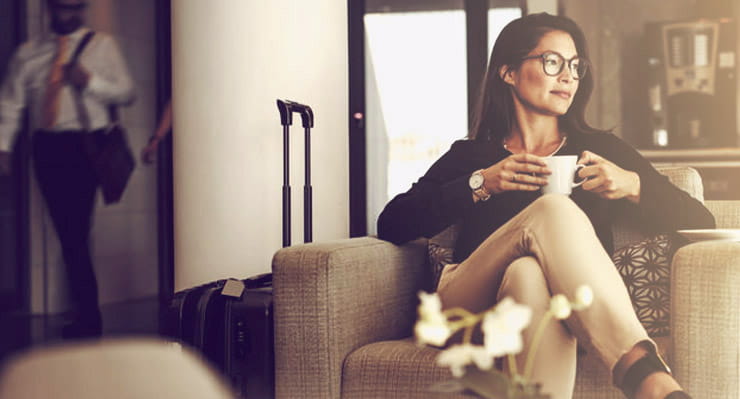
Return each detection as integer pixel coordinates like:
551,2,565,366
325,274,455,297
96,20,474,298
618,351,692,399
665,392,692,398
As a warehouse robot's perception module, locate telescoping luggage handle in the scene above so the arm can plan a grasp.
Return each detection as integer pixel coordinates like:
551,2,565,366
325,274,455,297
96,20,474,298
276,99,314,248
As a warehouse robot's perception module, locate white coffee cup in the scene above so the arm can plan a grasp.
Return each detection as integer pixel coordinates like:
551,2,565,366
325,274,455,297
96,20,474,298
542,155,586,195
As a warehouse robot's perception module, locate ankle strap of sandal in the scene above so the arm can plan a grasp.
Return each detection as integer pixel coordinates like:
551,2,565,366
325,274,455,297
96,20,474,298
619,352,671,398
666,392,691,399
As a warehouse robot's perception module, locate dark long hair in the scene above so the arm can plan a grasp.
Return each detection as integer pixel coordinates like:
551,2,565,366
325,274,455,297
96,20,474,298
468,13,603,141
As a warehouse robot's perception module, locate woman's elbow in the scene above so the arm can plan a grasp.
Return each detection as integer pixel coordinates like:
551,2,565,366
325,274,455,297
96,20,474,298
377,212,409,245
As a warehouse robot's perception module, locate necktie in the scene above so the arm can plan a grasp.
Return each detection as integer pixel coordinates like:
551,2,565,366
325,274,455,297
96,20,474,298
41,36,69,129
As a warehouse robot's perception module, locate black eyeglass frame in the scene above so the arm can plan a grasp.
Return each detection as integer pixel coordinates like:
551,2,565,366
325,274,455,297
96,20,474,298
521,51,589,80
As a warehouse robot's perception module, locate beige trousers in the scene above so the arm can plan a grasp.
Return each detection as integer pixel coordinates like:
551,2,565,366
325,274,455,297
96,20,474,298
437,194,654,399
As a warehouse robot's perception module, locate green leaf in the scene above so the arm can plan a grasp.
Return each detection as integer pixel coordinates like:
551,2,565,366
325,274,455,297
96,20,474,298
428,379,466,394
457,367,511,398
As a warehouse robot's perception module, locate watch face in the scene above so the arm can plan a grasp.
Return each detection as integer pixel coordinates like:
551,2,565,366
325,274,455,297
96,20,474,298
469,172,484,189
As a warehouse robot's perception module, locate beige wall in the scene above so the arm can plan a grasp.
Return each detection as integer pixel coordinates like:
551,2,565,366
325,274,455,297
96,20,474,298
172,0,349,290
27,0,159,313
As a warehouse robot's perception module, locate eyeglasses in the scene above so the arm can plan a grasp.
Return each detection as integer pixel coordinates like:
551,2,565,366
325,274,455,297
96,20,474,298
521,51,589,80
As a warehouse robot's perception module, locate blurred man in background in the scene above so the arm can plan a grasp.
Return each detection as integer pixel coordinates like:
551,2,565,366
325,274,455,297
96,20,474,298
0,0,134,338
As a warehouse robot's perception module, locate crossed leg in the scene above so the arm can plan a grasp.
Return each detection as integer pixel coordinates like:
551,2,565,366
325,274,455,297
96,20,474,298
436,194,673,399
497,256,577,399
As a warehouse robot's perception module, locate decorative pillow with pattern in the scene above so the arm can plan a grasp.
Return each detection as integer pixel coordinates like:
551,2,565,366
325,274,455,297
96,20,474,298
428,225,459,291
428,242,453,290
612,234,676,337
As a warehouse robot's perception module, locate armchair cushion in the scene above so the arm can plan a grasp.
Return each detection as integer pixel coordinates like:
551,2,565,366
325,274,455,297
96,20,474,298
343,339,468,399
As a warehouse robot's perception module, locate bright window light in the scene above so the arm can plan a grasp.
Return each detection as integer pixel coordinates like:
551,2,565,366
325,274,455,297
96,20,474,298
365,10,468,233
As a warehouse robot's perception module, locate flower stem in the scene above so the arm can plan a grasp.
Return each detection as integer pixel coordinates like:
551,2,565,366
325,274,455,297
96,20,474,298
443,308,475,320
507,353,519,377
523,310,553,379
462,325,473,344
447,317,474,334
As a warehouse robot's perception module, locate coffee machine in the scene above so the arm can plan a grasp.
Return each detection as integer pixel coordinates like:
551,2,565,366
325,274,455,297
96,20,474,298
645,18,737,148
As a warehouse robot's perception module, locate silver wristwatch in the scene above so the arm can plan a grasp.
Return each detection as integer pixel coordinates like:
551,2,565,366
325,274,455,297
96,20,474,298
468,169,491,201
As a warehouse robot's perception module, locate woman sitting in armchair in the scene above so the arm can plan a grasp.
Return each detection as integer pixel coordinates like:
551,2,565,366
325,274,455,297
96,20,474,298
377,12,714,399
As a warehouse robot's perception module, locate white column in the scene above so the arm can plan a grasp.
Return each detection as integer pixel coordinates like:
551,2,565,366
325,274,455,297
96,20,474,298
172,0,349,291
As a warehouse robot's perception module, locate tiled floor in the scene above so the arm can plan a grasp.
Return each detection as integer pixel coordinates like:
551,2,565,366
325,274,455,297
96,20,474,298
0,295,162,363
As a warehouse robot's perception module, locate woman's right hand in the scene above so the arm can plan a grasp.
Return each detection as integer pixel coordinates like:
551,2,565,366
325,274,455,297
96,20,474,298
482,153,550,194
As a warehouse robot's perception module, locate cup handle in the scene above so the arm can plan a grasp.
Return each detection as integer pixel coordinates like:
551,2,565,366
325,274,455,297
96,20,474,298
572,164,586,188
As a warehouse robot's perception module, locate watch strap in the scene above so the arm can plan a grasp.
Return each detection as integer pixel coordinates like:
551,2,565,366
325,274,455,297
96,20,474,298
471,170,491,201
474,187,490,201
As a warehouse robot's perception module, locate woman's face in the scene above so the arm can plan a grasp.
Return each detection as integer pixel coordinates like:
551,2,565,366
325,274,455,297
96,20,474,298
503,30,580,117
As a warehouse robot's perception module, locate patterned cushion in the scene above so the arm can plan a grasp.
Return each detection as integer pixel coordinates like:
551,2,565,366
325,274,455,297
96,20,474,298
612,234,676,337
428,225,459,291
428,242,453,290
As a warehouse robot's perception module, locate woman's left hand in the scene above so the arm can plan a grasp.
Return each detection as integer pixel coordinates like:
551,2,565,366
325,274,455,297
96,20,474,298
577,151,641,203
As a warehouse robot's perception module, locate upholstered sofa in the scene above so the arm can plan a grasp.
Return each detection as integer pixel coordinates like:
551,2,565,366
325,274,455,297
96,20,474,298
272,166,740,399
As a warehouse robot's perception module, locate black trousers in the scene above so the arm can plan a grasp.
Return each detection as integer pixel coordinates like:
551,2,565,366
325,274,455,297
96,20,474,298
33,130,101,323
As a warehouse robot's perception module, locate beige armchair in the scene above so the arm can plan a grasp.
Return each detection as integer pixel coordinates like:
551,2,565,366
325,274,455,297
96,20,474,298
273,167,740,399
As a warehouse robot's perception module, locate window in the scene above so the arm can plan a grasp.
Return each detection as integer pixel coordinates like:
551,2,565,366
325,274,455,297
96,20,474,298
365,8,468,234
353,1,523,236
488,6,522,58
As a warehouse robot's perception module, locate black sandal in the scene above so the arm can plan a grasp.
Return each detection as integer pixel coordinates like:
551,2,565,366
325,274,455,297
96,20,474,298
618,351,692,399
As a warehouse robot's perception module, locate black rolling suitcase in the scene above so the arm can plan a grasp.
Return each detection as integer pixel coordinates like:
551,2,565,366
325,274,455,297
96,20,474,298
165,99,314,399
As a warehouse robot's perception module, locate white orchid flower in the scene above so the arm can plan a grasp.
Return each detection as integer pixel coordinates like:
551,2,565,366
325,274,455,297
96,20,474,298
573,285,594,310
415,319,452,346
549,294,572,319
493,297,532,331
437,344,494,377
483,322,524,357
418,291,445,323
481,297,532,357
415,292,451,346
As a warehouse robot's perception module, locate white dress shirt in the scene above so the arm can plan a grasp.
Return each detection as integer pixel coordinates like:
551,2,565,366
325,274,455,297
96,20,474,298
0,27,135,152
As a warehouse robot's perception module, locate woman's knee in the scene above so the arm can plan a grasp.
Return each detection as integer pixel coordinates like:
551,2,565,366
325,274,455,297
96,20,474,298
497,256,549,304
527,194,592,232
531,194,584,217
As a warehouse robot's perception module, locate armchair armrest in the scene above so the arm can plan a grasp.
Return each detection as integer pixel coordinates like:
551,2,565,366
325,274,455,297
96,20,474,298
671,241,740,398
272,237,428,399
705,200,740,228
